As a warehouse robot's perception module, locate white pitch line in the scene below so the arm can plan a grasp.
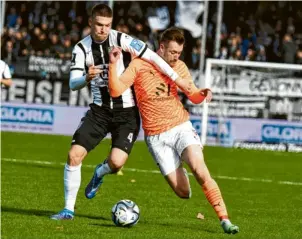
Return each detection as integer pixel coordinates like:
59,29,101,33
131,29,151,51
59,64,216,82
2,157,302,186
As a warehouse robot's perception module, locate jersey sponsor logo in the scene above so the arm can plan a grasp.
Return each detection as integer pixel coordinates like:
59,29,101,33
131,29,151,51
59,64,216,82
155,83,169,96
261,124,302,144
93,64,109,87
1,106,54,125
148,83,173,101
130,39,144,52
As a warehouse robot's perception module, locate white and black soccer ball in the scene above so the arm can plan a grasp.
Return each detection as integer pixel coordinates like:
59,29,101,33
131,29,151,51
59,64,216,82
111,199,140,227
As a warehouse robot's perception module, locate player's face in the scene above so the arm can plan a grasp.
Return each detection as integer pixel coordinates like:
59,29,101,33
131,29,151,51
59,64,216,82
90,15,112,41
161,41,183,67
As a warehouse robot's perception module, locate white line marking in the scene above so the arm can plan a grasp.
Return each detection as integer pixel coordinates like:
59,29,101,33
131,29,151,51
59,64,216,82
2,157,302,186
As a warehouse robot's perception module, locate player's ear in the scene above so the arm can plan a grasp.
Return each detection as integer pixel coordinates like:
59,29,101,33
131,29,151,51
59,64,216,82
89,17,92,27
159,43,164,53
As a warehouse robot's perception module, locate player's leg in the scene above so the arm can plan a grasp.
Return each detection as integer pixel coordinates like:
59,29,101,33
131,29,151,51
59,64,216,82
177,121,239,234
182,145,239,234
109,106,140,171
165,165,191,199
50,144,88,220
85,106,140,199
50,105,109,220
145,127,191,199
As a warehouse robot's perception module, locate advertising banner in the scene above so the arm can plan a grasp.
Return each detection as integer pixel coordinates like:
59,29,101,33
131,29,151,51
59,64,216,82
1,78,91,106
190,115,302,153
1,102,87,135
187,68,302,122
0,102,146,140
2,103,301,152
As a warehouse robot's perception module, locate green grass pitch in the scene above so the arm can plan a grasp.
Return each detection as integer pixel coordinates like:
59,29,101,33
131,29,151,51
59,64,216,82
1,132,302,239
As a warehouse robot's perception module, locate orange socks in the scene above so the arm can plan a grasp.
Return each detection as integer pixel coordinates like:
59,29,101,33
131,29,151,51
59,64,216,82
202,179,228,220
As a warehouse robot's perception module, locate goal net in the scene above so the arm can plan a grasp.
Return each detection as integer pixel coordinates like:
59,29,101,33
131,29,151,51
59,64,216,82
199,59,302,150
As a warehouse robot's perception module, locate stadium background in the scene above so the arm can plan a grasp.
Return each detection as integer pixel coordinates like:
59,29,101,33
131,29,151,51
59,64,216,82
1,0,302,150
1,1,302,239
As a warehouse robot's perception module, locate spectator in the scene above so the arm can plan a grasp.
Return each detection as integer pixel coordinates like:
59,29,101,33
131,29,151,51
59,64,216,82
18,35,34,57
81,26,91,38
49,33,63,57
2,1,302,68
30,26,42,47
41,22,49,34
244,47,256,61
75,16,85,32
70,32,80,47
1,40,17,65
281,34,297,64
192,39,202,69
19,3,29,27
296,47,302,64
6,7,18,28
286,17,295,35
13,31,23,55
34,33,49,56
230,48,243,60
14,17,23,31
56,21,67,41
256,45,267,62
228,35,240,57
62,37,73,59
218,46,229,60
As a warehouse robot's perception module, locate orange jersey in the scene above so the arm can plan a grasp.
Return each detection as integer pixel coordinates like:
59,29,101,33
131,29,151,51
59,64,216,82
109,58,205,135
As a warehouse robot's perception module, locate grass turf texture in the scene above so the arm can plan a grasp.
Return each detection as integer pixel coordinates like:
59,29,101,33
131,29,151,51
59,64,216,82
1,132,302,239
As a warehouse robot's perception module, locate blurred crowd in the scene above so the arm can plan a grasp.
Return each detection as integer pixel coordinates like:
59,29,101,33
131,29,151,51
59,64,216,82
1,1,302,71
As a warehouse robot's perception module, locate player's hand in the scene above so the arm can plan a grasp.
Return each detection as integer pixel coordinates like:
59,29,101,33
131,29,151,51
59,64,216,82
109,46,122,64
86,65,103,82
200,88,212,103
175,77,193,94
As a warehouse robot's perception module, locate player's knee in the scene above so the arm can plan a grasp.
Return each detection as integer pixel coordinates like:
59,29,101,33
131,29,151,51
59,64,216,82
175,187,191,199
68,148,86,166
109,149,128,172
108,159,124,173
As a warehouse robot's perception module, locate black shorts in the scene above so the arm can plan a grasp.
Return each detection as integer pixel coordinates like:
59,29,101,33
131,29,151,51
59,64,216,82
72,103,140,154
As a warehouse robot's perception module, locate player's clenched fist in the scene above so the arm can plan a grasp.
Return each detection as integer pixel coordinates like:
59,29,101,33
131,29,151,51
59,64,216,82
200,88,212,103
85,65,103,82
109,47,122,64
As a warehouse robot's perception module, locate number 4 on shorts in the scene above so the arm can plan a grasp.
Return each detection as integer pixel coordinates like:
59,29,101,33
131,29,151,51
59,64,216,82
127,133,133,143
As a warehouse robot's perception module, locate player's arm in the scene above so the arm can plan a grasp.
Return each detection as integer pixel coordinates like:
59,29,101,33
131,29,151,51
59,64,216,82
108,47,138,97
69,45,102,91
1,63,12,87
118,33,191,92
180,63,212,104
187,80,212,104
0,78,12,87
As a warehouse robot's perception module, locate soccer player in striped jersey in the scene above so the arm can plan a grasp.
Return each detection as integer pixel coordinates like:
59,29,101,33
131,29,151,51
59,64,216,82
107,27,239,234
50,4,191,220
0,60,12,88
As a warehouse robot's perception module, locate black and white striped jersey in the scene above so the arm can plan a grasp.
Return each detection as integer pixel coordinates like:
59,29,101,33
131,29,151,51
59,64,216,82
69,29,179,109
0,60,11,79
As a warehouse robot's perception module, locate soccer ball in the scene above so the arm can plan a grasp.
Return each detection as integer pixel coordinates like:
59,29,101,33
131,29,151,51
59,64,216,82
111,199,140,227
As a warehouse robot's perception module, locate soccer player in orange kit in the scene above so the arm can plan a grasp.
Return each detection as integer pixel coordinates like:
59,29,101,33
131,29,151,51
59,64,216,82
108,27,239,234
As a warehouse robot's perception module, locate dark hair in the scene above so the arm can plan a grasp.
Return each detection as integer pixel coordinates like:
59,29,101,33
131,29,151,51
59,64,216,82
91,4,113,18
160,27,185,45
